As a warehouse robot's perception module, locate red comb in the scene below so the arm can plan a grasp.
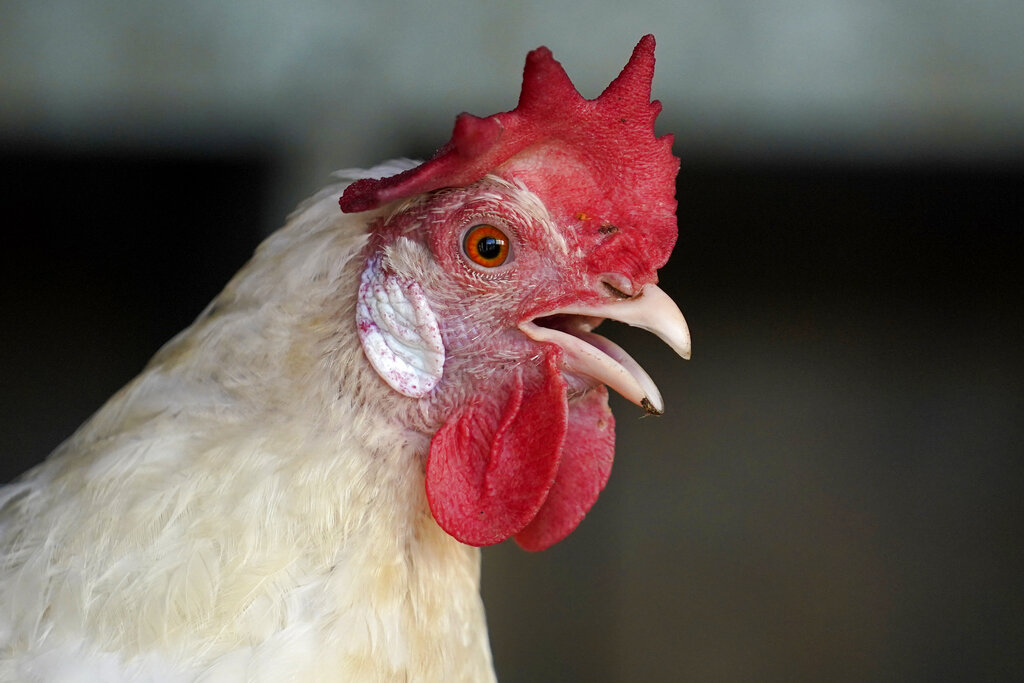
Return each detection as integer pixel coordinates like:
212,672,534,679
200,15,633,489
339,35,678,242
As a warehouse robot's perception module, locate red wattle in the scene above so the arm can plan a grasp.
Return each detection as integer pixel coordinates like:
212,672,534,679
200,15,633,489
425,354,568,546
514,387,616,551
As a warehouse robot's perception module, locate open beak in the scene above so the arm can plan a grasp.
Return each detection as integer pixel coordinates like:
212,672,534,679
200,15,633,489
518,284,691,414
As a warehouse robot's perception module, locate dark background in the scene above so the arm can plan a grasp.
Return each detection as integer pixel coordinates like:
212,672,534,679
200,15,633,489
2,141,1021,680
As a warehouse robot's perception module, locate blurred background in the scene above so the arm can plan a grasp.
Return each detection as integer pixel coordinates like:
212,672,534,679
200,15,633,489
2,1,1022,680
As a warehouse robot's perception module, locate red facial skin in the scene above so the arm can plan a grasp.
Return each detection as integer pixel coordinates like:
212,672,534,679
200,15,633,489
346,36,680,550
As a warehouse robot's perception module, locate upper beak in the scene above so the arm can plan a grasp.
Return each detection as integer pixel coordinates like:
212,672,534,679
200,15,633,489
518,284,690,414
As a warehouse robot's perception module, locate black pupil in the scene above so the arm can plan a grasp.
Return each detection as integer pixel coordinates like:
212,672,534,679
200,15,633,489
476,235,503,260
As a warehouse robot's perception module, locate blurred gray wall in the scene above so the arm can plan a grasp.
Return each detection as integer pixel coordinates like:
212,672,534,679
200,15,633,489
4,1,1023,211
2,2,1022,681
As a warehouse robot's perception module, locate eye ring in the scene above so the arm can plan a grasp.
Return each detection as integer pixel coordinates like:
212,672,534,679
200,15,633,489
462,224,511,268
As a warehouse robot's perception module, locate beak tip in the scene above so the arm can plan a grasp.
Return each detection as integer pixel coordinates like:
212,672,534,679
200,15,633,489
669,334,691,361
641,397,665,416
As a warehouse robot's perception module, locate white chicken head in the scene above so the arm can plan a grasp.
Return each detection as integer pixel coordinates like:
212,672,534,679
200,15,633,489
342,35,690,551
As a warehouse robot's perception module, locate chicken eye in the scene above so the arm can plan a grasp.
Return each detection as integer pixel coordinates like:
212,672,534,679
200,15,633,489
462,224,510,268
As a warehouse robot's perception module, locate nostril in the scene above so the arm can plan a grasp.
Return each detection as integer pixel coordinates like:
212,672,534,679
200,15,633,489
599,273,636,299
602,282,632,299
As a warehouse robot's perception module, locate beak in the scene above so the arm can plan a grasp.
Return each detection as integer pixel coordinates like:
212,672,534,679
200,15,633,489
518,284,690,414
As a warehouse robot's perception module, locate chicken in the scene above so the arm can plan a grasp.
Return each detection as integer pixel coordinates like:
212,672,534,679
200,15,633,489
0,35,689,681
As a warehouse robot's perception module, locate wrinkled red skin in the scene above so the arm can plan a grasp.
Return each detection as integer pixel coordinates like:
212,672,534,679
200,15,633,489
425,351,569,548
514,384,614,551
425,342,616,551
340,35,678,277
349,36,678,550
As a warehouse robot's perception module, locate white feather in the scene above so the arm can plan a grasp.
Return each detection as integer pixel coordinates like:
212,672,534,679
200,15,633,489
0,166,496,681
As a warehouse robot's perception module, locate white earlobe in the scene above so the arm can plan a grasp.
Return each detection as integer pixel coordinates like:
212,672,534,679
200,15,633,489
356,256,445,397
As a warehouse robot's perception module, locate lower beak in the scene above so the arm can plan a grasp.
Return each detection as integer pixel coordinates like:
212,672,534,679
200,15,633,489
518,284,690,414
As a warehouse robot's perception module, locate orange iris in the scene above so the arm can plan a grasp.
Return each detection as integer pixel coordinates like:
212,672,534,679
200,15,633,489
463,224,510,267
